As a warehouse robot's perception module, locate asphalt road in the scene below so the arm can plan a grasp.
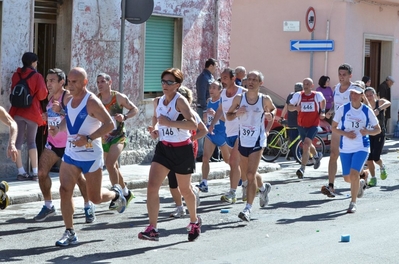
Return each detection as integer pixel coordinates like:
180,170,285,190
1,150,399,264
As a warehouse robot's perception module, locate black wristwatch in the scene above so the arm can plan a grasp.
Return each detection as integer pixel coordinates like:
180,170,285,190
86,135,93,143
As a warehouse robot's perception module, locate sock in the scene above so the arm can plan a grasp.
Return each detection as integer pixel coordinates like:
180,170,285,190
328,183,334,189
45,200,53,209
177,205,184,210
259,184,266,192
66,228,75,235
242,180,248,187
201,179,208,185
230,188,236,193
122,186,129,196
18,167,26,174
371,176,376,178
84,202,91,208
245,203,252,210
112,190,120,201
300,165,306,171
32,168,38,174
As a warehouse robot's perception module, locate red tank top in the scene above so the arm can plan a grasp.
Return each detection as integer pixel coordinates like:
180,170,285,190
297,91,320,128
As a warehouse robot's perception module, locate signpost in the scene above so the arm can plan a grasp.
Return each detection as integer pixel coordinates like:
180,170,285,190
290,40,334,52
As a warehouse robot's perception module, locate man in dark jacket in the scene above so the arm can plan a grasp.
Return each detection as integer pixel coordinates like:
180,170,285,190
195,58,218,160
377,76,395,129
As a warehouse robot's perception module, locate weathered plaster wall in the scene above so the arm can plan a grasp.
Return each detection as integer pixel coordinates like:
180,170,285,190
0,0,33,175
70,0,233,164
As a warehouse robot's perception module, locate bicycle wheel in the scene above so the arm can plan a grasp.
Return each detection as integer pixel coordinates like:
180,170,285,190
262,131,284,162
294,135,326,165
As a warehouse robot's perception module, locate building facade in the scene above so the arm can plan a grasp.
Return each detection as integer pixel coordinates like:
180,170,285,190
0,0,233,177
230,0,399,131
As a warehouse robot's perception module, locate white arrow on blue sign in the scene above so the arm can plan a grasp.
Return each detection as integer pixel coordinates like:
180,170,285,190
290,40,334,51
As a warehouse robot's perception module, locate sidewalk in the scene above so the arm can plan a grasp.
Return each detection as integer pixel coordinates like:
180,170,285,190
5,159,280,206
5,137,399,206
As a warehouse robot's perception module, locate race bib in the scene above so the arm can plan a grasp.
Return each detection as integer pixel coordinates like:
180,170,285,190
48,116,62,127
67,135,94,152
301,102,315,112
241,125,256,137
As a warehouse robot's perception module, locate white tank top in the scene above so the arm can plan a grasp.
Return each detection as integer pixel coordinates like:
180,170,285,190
238,93,266,148
333,83,352,111
221,87,243,137
156,93,191,142
64,92,103,160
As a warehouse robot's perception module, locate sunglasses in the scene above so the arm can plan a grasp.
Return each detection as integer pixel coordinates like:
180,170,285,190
161,79,178,86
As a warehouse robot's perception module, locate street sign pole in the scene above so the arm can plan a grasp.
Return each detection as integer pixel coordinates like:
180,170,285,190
310,32,314,79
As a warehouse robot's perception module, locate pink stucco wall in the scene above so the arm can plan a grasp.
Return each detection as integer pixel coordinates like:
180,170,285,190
230,0,399,102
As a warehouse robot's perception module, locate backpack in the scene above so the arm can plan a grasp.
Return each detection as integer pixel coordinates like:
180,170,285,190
10,71,36,108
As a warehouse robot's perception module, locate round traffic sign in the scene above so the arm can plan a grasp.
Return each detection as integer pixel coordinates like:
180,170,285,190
306,7,316,32
123,0,154,24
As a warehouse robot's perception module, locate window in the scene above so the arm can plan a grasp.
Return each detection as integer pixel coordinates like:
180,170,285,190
144,15,182,98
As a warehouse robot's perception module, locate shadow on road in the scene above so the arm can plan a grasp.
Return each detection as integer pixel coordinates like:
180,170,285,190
276,209,348,224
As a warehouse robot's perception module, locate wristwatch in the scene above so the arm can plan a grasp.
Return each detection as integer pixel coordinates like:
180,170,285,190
86,135,93,143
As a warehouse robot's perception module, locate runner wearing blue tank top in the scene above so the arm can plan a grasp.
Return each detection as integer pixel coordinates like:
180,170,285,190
332,83,380,213
54,67,126,247
226,71,274,221
197,80,230,192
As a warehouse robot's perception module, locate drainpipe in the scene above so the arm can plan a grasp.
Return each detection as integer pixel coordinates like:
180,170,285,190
214,0,219,61
119,0,126,92
324,20,330,75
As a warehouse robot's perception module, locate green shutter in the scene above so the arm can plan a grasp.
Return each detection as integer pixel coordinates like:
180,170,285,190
144,16,175,93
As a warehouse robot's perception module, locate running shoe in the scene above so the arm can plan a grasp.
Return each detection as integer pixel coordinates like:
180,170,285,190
138,225,159,241
55,230,78,247
0,181,9,210
242,184,247,202
170,206,186,218
192,186,201,208
238,178,242,186
187,216,202,242
111,184,126,213
34,205,56,221
368,177,377,187
125,190,135,207
296,168,304,179
109,200,117,210
84,203,96,223
380,165,388,180
238,208,251,222
347,202,357,213
321,185,335,198
17,173,35,181
196,182,208,192
259,183,272,208
357,179,365,198
220,190,236,204
313,152,323,170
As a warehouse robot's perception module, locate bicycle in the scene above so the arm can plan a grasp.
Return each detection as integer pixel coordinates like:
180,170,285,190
262,120,325,164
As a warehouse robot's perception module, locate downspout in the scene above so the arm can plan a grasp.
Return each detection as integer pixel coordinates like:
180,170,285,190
324,20,330,75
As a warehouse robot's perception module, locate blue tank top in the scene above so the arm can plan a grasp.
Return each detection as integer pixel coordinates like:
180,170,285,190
206,98,225,134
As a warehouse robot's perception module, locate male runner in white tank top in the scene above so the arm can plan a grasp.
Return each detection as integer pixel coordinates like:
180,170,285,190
54,67,126,247
322,63,354,197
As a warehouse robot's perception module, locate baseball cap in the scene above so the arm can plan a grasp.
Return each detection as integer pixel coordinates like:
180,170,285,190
294,82,303,92
350,81,365,94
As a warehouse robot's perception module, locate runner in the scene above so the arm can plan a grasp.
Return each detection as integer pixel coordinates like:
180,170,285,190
139,68,201,242
97,73,138,209
35,68,95,223
332,83,380,213
197,80,230,192
288,78,325,178
226,70,274,221
55,67,126,247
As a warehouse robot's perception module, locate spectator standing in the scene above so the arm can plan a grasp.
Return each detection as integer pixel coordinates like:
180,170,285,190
234,66,246,86
195,58,218,161
377,76,395,129
316,75,333,124
362,76,371,87
9,52,48,181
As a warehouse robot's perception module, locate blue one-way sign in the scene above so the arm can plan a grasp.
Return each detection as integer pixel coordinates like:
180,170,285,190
290,40,334,51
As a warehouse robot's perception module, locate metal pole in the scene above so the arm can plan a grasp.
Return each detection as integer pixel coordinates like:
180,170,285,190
119,0,126,93
310,31,314,79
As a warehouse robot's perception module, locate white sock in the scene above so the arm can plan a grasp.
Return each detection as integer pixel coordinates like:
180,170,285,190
18,167,26,174
230,188,236,193
259,184,266,192
201,179,208,185
45,200,53,209
242,180,248,187
32,168,38,174
245,203,252,210
122,186,129,196
84,202,91,208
